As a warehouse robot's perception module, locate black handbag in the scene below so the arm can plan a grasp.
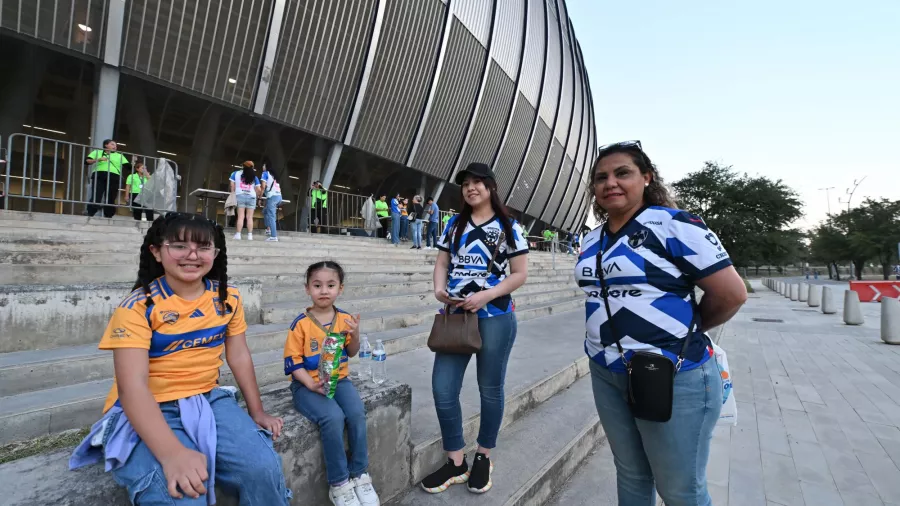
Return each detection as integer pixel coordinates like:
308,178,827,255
595,231,698,422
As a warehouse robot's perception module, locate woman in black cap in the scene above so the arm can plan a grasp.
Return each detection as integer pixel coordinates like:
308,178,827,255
421,163,530,495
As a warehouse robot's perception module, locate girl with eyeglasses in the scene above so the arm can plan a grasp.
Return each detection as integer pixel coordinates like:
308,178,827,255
70,213,291,505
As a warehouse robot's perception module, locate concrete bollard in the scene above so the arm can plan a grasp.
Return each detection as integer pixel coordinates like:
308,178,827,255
882,297,900,344
780,282,786,296
843,290,864,325
785,283,791,298
807,285,821,307
799,283,809,302
790,284,799,301
822,286,837,314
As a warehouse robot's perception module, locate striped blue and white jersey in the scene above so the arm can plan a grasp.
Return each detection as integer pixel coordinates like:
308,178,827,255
574,206,732,372
437,215,529,318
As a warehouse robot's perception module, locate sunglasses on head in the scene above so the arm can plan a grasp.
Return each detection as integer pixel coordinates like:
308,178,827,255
597,140,643,155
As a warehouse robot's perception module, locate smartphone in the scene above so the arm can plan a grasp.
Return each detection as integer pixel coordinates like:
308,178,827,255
448,295,466,302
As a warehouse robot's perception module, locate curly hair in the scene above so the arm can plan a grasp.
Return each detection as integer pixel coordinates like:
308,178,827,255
589,145,677,222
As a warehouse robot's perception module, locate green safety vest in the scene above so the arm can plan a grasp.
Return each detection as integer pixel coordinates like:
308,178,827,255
88,150,129,176
312,188,328,208
126,173,149,194
375,200,389,218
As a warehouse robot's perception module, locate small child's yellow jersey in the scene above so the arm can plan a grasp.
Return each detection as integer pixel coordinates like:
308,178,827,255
99,277,247,413
283,308,353,382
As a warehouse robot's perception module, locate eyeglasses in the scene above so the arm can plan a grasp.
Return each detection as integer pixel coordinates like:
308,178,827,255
163,242,220,260
597,140,643,155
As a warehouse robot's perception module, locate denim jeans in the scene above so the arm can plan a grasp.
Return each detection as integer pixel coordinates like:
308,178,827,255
412,219,424,247
426,221,438,247
589,357,722,506
400,216,409,241
264,195,282,238
111,388,290,506
391,212,401,244
291,379,368,485
432,312,517,451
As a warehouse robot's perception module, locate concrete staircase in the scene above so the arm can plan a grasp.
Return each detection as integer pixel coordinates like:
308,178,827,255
0,210,615,505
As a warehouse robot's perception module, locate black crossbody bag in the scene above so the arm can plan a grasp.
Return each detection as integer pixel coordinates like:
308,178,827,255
596,231,698,422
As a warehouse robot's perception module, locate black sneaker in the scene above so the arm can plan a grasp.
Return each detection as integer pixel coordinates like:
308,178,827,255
421,456,469,494
467,453,493,494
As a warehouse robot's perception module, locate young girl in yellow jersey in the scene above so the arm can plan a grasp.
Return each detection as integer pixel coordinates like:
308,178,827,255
283,261,380,506
70,212,290,505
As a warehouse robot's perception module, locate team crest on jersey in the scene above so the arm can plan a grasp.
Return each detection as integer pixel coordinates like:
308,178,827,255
161,310,180,325
484,228,501,246
310,338,319,352
628,229,649,249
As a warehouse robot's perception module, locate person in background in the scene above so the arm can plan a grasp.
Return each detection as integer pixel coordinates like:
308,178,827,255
399,197,410,243
565,231,575,255
230,161,261,240
86,139,131,218
125,162,153,221
425,197,440,250
311,181,328,234
375,195,390,239
409,195,425,250
260,163,283,242
390,193,401,246
576,140,746,505
542,228,554,251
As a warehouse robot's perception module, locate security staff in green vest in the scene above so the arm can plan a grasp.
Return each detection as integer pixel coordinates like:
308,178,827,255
375,195,390,238
310,181,328,233
85,139,131,218
125,162,153,221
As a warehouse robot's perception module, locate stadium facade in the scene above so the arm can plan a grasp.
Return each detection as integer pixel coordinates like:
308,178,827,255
0,0,596,232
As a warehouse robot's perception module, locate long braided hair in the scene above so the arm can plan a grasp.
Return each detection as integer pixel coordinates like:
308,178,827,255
135,213,231,313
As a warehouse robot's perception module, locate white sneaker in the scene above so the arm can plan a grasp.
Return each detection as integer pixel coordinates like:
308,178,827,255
265,237,278,242
233,233,241,240
247,233,253,241
352,474,380,506
329,481,361,506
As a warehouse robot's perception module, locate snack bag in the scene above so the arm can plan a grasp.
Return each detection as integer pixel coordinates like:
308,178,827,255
712,342,737,426
318,332,346,399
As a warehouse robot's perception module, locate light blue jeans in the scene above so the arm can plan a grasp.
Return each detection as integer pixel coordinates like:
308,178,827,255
264,195,282,238
111,388,290,506
390,212,401,244
412,219,424,247
589,357,722,506
432,312,517,451
291,379,368,485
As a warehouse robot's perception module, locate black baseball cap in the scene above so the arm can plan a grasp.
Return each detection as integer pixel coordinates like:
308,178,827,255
454,162,495,185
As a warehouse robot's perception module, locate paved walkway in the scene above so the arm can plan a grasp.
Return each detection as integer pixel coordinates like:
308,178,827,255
712,280,899,506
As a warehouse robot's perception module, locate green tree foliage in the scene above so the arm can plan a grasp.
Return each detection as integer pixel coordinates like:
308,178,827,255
812,199,900,280
672,162,805,269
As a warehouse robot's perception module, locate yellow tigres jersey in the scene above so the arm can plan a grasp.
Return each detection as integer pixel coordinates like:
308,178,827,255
283,308,353,383
99,277,247,412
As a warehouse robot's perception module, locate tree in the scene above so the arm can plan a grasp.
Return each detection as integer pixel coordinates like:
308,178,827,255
672,162,804,269
808,223,853,280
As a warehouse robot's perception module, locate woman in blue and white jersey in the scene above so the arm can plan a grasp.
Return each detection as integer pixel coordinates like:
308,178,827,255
575,141,747,506
259,162,283,242
421,162,529,495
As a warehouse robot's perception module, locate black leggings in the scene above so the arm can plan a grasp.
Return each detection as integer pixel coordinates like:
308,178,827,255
130,194,154,221
87,171,121,218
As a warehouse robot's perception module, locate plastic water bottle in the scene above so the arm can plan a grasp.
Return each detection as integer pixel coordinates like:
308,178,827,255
356,335,372,381
372,339,387,385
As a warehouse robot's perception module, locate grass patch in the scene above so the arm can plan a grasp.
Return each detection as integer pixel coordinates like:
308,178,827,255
0,426,90,465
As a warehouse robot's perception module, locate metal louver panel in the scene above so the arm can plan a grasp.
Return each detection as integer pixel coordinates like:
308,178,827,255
517,0,545,105
553,14,573,141
491,0,525,80
537,5,561,124
492,93,535,201
566,46,583,160
350,0,445,163
263,0,377,140
526,138,562,216
411,20,486,178
507,118,551,211
121,0,272,109
1,0,107,58
541,154,573,222
453,0,492,47
456,61,516,176
556,178,582,228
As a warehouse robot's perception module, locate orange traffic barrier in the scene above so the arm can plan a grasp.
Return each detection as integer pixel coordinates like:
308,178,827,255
849,281,900,302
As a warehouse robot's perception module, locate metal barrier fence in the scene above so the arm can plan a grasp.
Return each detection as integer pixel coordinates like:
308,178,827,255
3,133,179,217
303,188,379,237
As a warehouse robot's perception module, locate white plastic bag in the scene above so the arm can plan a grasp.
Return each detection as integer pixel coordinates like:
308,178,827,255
712,342,737,426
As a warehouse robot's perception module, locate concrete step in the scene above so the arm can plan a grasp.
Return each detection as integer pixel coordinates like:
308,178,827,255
0,303,585,444
545,440,617,506
392,375,604,506
0,295,583,398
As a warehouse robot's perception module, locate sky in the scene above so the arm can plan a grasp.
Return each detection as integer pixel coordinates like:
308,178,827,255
566,0,900,230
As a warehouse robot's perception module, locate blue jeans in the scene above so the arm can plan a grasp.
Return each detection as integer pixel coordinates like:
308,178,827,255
432,312,517,451
400,216,409,240
390,212,401,244
111,388,290,506
426,221,438,247
589,357,722,506
264,195,282,238
291,379,368,485
412,219,424,247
